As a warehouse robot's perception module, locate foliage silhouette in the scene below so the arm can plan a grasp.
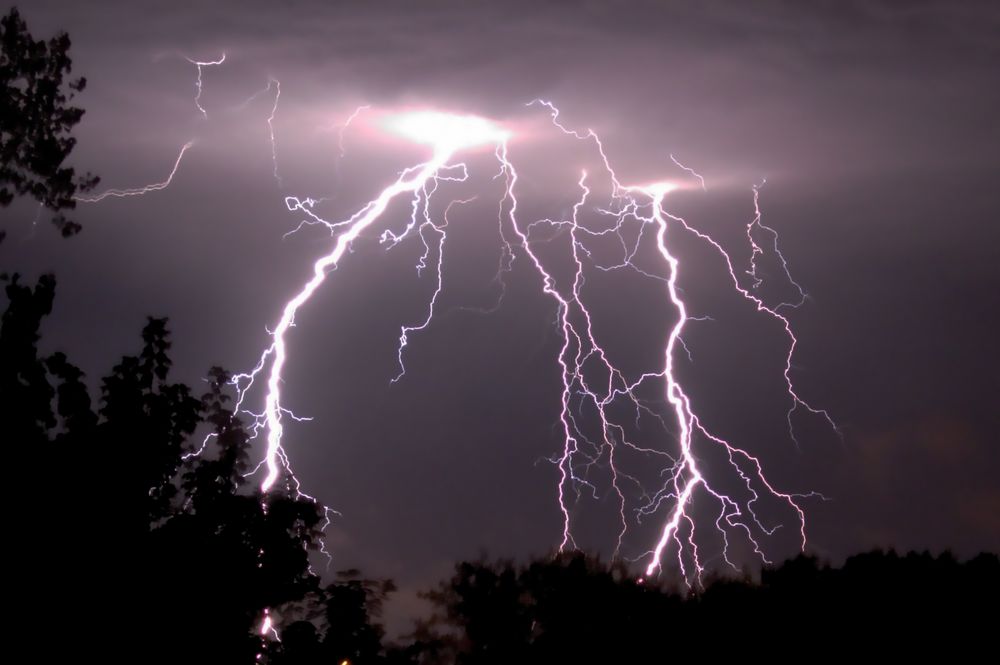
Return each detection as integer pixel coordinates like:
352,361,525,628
0,12,403,650
3,273,998,664
3,275,998,664
0,273,411,664
1,6,99,241
418,548,999,663
278,570,414,664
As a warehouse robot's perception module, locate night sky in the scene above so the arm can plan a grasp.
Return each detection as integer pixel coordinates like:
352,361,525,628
4,0,998,627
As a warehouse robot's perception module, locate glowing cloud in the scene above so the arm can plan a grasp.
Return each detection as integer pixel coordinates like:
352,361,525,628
381,110,510,151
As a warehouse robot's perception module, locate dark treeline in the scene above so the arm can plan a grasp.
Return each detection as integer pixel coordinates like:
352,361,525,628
3,273,998,664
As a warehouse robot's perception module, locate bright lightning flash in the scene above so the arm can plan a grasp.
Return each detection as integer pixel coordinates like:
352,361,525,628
381,110,510,151
237,104,834,591
239,111,509,495
77,59,838,639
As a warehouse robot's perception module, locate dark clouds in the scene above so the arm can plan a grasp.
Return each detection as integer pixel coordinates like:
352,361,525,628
4,0,998,631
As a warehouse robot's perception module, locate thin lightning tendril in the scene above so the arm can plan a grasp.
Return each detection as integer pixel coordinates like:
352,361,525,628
75,52,229,203
185,53,226,119
75,141,195,203
670,154,707,191
337,105,371,158
266,78,282,186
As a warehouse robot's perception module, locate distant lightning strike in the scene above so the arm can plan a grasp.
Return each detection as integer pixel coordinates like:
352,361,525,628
633,185,813,578
492,103,833,580
243,112,508,493
81,56,838,637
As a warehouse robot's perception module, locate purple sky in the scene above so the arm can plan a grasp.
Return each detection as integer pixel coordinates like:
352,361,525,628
4,0,998,628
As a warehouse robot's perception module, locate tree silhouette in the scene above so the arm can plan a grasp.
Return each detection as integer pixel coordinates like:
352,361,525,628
147,362,327,663
0,274,343,664
0,12,398,660
417,549,999,663
4,280,999,663
1,6,98,241
278,570,406,664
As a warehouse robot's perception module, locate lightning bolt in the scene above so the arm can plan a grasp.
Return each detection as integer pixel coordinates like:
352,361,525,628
78,53,839,637
497,102,833,581
238,103,835,593
239,112,509,495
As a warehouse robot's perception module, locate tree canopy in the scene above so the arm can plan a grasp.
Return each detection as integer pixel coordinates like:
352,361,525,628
1,6,98,241
0,271,409,664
